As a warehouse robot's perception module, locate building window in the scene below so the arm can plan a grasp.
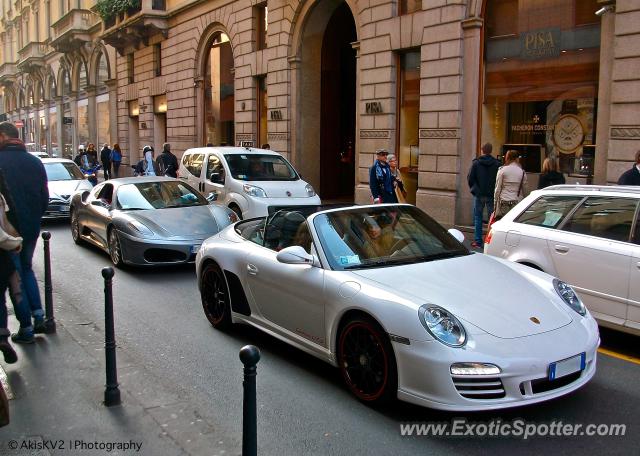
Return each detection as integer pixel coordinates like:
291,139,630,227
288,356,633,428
127,54,134,84
153,44,162,76
256,76,267,147
399,0,422,16
204,32,234,146
481,0,601,178
396,50,420,204
255,3,267,50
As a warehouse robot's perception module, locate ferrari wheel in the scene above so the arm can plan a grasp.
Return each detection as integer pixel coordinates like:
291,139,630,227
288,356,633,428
201,262,232,329
108,229,123,267
338,317,397,404
71,210,81,244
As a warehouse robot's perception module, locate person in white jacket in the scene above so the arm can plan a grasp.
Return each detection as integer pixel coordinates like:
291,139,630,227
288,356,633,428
494,150,527,219
0,192,22,364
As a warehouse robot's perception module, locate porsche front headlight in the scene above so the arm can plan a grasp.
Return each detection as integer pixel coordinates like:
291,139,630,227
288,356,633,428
553,279,586,316
419,304,467,347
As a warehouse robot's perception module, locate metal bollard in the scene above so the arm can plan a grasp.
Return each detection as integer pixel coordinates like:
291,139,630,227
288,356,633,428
239,345,260,456
102,267,121,407
41,231,56,333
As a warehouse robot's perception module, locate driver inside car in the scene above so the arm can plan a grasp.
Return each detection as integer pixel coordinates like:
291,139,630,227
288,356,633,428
361,215,396,258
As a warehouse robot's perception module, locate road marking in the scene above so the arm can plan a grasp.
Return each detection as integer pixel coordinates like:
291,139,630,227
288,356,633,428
0,364,13,399
598,347,640,366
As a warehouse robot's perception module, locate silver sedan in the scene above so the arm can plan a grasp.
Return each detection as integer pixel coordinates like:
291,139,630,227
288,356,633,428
70,177,238,267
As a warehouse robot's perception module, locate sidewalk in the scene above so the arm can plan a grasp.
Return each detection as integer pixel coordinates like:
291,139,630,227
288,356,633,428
0,285,237,455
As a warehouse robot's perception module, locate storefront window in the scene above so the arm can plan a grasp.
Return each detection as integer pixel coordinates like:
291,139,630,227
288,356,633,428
77,98,89,146
49,106,58,157
397,50,420,204
97,93,110,147
204,32,234,146
482,0,600,179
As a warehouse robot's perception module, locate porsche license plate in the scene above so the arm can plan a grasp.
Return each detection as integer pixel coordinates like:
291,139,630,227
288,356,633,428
548,353,586,381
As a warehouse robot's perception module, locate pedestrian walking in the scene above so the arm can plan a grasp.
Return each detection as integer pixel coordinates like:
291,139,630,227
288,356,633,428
142,145,158,176
100,143,112,180
0,188,23,364
538,156,565,189
86,143,98,167
467,143,500,248
369,149,397,204
110,144,122,178
617,150,640,185
156,143,178,178
494,150,527,221
0,122,48,344
387,154,407,203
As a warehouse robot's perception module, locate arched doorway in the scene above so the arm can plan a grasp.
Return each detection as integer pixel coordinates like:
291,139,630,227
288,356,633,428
299,1,356,201
203,32,234,147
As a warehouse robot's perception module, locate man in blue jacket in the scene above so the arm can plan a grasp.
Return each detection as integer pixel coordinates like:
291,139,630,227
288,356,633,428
0,122,48,344
617,150,640,185
467,143,500,248
369,149,397,204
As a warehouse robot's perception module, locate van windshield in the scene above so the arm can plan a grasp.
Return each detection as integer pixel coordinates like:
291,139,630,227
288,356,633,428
224,154,298,181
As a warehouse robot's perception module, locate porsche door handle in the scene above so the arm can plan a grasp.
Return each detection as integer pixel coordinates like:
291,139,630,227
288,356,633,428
554,245,569,254
247,264,259,275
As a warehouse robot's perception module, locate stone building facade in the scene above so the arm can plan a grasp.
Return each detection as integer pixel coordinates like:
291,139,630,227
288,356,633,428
2,0,640,226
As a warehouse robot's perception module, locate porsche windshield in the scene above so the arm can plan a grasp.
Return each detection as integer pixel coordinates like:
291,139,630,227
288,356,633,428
224,154,298,181
313,206,469,270
116,181,207,210
44,162,84,181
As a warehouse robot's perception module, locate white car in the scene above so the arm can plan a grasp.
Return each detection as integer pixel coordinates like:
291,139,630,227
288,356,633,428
196,204,599,411
485,185,640,336
42,158,93,219
179,146,321,219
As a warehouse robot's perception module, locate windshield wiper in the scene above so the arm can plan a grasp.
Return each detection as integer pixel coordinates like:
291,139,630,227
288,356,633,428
343,260,388,270
343,251,469,269
418,251,470,262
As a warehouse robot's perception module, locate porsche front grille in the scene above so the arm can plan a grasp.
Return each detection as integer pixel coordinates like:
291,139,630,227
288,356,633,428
452,376,506,399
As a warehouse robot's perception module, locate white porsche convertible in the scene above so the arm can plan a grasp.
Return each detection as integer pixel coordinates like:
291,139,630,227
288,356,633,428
195,204,599,411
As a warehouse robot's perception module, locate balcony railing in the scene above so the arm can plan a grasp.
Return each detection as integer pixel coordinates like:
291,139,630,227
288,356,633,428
51,9,97,53
17,42,48,71
101,0,168,53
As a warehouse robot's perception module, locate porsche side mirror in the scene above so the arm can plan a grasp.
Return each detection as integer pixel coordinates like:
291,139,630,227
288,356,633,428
276,246,314,265
448,228,465,243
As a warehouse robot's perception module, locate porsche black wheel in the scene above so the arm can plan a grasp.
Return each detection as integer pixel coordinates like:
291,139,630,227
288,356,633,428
108,229,123,267
71,210,81,244
338,316,397,404
201,262,232,329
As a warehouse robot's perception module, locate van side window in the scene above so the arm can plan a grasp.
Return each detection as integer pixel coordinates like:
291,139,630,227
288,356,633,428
184,153,205,177
206,154,225,184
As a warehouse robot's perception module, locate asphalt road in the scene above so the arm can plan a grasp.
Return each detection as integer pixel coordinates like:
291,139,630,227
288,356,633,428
31,220,640,455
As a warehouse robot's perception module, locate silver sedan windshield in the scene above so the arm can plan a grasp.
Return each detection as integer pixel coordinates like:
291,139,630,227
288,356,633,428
116,181,207,210
313,206,469,270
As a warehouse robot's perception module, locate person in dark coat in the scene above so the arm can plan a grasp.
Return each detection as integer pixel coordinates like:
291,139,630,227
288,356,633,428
100,143,112,180
467,143,500,248
369,149,397,204
617,150,640,185
0,122,48,344
538,156,566,189
156,143,179,178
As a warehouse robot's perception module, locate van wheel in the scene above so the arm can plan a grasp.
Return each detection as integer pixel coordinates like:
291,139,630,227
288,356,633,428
229,204,243,220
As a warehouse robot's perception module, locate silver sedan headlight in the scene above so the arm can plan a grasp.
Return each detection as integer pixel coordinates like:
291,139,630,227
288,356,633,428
553,279,586,316
418,304,467,347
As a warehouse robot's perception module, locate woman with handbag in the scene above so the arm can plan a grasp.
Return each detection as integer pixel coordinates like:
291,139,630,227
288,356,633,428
493,150,527,220
387,154,408,203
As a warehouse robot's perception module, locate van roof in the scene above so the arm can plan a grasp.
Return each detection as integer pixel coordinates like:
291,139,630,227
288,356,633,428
184,146,280,156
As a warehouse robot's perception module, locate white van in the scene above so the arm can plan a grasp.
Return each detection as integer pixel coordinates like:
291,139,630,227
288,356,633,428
179,147,321,219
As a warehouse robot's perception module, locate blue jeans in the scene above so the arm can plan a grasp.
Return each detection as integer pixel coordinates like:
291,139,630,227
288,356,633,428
473,196,494,245
12,238,43,326
0,270,31,331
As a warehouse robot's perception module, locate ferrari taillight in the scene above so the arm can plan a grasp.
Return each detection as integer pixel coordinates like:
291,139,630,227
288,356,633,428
485,229,493,245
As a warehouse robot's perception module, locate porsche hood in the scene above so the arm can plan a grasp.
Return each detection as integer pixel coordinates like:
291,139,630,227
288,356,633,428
351,253,573,339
